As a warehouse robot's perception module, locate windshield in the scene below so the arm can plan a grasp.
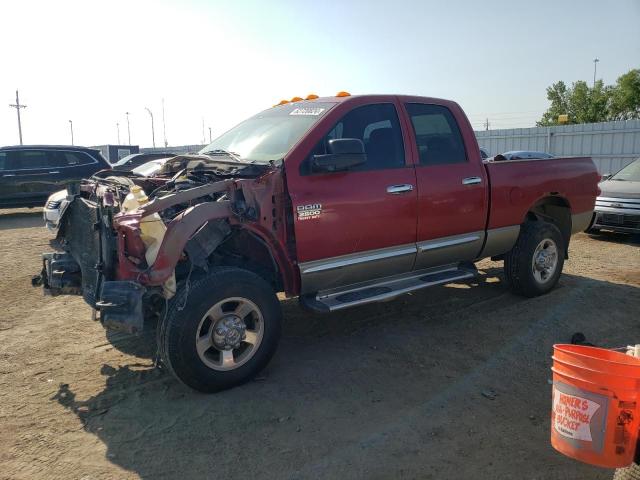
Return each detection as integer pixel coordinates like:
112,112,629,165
199,102,335,163
611,159,640,181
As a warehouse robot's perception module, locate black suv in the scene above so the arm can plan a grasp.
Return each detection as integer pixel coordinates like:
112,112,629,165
0,145,111,208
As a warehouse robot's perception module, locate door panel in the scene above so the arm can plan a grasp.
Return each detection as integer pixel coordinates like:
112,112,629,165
289,102,418,294
403,103,489,269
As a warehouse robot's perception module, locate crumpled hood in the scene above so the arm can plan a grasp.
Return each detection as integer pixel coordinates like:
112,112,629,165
598,180,640,199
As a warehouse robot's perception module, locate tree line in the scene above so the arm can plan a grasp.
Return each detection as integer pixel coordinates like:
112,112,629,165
537,68,640,126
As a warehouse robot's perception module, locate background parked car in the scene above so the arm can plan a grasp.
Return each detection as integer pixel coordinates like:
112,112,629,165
480,147,490,159
0,145,110,208
43,189,70,230
589,158,640,234
111,152,177,171
500,151,554,160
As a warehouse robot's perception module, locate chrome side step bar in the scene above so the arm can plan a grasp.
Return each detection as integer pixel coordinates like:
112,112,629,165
300,263,477,313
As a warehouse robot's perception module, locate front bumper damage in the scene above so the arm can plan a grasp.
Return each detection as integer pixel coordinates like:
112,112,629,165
32,185,150,335
33,177,241,335
33,256,146,334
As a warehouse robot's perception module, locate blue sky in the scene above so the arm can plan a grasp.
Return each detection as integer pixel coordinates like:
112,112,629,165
1,0,638,147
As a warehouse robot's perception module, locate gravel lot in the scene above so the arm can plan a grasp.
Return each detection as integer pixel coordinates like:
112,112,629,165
1,208,639,480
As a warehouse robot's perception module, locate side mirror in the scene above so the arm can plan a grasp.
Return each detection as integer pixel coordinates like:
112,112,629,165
312,138,366,173
601,173,612,181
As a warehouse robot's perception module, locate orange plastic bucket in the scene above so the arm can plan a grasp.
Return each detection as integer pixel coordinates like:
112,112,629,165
551,344,640,468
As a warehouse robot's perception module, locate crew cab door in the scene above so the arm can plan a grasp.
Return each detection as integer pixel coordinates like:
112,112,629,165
402,102,489,269
287,101,418,294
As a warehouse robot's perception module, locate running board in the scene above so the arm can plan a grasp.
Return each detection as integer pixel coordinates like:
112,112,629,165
300,264,478,313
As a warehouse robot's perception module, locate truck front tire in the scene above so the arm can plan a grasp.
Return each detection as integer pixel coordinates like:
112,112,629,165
161,267,282,393
504,221,565,298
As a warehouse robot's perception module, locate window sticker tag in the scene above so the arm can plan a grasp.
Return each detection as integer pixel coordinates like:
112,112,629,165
289,108,325,116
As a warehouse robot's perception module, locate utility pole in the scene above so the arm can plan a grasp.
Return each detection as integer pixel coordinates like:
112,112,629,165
145,107,156,148
68,120,74,145
593,58,600,87
484,118,490,131
125,112,131,145
201,117,206,145
208,126,212,143
9,89,27,145
162,98,168,147
116,122,120,144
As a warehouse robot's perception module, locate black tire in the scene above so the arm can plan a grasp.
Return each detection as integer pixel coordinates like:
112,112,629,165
504,221,565,298
161,266,282,393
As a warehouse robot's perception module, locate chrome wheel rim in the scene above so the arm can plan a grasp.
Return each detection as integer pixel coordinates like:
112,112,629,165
531,238,558,284
195,297,264,371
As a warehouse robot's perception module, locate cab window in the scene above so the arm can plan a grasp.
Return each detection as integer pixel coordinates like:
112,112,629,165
406,103,467,166
302,103,405,175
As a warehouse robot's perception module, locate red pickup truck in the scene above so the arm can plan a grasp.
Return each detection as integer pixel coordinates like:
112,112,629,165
35,93,599,392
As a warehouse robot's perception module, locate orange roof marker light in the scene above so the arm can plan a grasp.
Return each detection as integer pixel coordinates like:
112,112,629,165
306,94,319,100
336,91,351,97
290,96,303,102
276,99,289,106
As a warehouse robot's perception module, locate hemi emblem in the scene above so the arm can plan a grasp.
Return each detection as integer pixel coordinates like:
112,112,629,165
297,203,322,221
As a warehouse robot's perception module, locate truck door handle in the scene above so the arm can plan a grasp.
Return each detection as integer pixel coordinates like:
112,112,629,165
462,177,482,185
2,174,16,177
49,171,60,174
386,184,414,194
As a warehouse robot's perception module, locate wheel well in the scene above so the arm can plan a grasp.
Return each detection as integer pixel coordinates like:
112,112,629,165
209,228,283,291
526,196,571,256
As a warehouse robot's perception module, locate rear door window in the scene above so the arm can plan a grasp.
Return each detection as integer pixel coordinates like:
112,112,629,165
14,150,56,170
406,103,467,166
50,151,96,167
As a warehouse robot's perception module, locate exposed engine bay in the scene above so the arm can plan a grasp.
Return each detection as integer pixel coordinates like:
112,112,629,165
34,154,286,335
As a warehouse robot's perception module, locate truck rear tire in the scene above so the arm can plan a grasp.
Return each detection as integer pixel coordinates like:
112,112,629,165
161,267,282,393
504,221,565,298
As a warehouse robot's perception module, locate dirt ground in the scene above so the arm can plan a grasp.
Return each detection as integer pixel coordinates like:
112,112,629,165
0,208,639,480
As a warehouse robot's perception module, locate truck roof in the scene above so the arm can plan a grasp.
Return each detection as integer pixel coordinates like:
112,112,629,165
274,93,460,109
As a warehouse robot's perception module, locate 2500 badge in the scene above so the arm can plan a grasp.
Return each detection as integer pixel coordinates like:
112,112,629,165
297,204,322,221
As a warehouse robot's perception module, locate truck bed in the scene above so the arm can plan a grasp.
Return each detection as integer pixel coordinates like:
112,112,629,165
484,156,599,232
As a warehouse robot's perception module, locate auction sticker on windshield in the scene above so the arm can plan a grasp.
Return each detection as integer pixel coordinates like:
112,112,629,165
290,108,325,116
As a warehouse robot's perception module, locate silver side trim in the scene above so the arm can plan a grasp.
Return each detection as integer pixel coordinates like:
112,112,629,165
479,225,520,258
415,231,485,270
571,211,594,234
417,233,482,252
300,244,417,275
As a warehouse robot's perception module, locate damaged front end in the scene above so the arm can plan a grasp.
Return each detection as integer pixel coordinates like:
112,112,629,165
34,155,284,335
